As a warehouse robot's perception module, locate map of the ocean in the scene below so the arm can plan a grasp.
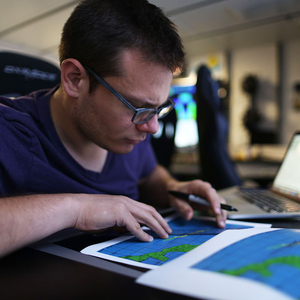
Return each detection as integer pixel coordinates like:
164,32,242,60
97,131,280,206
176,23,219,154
90,216,255,268
192,229,300,299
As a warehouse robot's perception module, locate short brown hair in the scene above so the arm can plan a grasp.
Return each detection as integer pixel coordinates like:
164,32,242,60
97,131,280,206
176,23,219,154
59,0,185,90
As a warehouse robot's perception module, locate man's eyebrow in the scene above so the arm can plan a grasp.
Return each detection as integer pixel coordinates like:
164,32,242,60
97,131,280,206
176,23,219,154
125,95,157,108
125,96,147,107
125,93,169,109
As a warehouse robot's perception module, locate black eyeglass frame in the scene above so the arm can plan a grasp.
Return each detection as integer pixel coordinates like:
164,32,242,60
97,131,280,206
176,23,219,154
84,66,175,124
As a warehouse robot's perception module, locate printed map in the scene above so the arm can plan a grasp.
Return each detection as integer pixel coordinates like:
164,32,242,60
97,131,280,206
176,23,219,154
193,229,300,299
83,216,255,269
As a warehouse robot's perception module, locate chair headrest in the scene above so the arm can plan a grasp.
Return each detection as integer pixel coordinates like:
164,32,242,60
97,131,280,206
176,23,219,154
0,52,61,97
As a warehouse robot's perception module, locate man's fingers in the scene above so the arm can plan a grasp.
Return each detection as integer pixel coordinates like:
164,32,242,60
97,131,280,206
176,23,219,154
118,198,172,240
120,211,154,242
169,197,193,220
216,213,226,228
133,208,171,239
74,195,171,241
138,216,169,239
148,207,172,234
168,180,228,228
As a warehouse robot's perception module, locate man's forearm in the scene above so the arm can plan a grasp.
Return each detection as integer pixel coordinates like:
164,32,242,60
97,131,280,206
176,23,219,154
139,164,178,207
0,194,75,258
0,191,174,258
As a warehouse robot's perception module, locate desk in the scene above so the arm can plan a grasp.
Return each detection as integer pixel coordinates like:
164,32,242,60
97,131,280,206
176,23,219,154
1,219,300,300
0,248,194,300
0,228,194,300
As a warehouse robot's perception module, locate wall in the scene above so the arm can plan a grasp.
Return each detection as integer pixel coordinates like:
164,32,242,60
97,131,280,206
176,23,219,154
229,44,278,154
0,39,59,66
228,39,300,151
172,52,228,86
282,39,300,144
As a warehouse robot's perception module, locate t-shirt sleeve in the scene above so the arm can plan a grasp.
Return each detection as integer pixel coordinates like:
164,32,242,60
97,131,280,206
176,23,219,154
0,108,34,195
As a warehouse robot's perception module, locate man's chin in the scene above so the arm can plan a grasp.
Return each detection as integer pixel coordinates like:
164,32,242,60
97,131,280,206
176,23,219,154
110,144,134,155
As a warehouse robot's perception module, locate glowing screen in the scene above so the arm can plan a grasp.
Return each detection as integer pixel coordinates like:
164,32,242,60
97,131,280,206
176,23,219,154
170,85,198,148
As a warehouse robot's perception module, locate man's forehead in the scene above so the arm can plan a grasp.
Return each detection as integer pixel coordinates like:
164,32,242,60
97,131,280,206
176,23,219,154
121,49,172,79
99,49,172,108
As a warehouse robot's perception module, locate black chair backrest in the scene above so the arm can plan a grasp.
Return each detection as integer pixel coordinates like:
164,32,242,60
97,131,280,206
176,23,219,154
0,52,60,97
196,65,241,190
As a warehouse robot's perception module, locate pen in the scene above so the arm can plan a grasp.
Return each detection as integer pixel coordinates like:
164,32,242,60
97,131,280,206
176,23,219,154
168,190,238,211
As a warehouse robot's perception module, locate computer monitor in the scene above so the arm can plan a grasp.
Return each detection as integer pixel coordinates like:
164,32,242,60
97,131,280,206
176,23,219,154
169,85,198,148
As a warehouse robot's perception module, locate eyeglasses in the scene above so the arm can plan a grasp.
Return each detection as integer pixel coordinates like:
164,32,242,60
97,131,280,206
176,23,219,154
84,66,175,124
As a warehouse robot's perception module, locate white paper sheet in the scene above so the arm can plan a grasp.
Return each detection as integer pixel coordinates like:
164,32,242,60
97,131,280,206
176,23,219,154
137,227,300,300
81,214,271,270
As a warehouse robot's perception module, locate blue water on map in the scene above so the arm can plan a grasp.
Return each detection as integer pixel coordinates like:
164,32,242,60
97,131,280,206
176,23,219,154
193,229,300,299
98,217,252,267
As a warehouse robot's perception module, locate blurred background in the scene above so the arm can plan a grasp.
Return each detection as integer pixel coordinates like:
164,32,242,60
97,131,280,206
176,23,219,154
1,0,300,188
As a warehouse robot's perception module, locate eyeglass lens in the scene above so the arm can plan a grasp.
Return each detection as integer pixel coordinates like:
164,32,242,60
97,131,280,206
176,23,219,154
133,101,174,124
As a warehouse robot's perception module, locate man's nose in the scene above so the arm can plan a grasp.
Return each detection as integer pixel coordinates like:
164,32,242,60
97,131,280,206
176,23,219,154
135,114,159,134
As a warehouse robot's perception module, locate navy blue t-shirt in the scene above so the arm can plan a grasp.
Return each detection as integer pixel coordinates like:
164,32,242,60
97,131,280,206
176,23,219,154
0,87,157,200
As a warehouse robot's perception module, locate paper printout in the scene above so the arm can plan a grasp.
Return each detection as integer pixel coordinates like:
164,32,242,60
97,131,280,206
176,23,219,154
81,214,271,270
137,227,300,300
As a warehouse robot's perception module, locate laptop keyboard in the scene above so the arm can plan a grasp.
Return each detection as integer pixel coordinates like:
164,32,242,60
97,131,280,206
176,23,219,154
239,190,300,213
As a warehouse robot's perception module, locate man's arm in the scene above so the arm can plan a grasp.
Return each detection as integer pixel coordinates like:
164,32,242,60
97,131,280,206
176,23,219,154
0,194,74,257
139,165,177,207
139,164,227,227
0,193,172,258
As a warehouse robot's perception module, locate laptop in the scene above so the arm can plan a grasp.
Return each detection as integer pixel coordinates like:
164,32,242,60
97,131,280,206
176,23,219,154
221,131,300,219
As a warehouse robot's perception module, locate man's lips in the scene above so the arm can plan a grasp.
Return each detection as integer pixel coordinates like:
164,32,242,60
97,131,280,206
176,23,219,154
125,136,146,145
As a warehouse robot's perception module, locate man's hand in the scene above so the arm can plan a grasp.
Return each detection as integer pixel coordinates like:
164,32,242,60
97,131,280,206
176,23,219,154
168,179,227,228
138,165,226,228
73,194,172,242
0,193,172,258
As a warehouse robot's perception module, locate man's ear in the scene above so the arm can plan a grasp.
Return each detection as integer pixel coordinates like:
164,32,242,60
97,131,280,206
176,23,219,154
60,59,89,98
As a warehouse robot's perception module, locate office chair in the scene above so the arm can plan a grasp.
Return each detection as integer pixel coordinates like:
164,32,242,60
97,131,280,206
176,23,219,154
195,65,242,190
0,51,60,97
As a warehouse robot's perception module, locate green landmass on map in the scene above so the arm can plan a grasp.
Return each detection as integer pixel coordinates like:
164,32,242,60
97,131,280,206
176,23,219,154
122,244,199,262
220,256,300,277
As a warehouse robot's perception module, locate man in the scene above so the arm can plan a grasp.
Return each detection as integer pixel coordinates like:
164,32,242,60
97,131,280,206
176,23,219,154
0,0,226,258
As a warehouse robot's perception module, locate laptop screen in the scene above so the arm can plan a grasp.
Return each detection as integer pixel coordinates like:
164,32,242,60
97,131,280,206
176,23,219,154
272,132,300,200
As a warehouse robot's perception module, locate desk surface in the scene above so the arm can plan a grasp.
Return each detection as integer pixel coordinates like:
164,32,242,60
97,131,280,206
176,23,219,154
0,226,196,300
1,218,300,300
0,246,192,300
